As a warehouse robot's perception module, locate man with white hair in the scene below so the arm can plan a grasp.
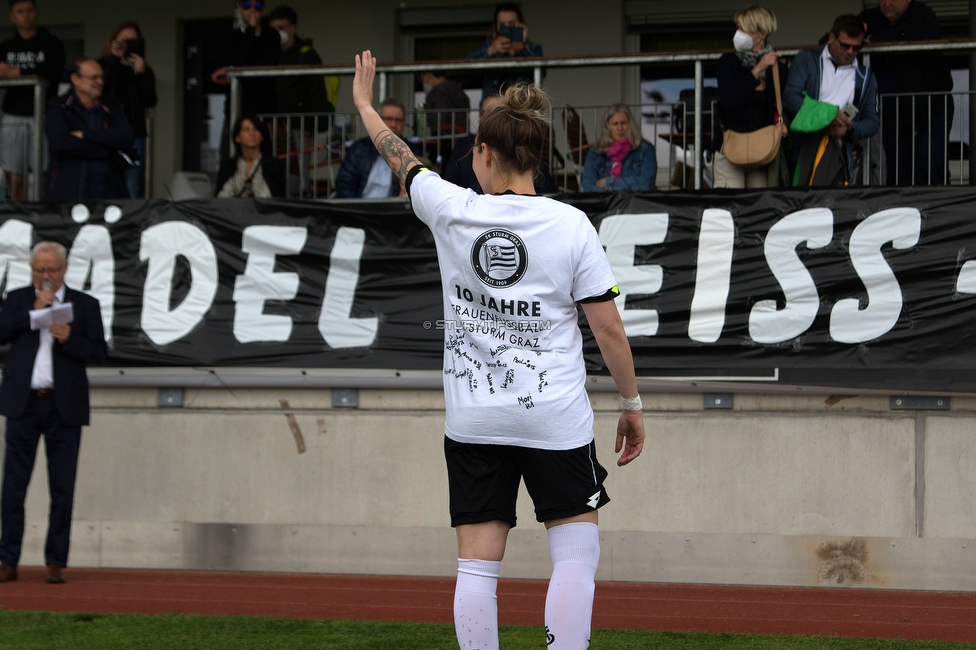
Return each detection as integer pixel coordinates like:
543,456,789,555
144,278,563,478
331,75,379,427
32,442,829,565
0,241,106,585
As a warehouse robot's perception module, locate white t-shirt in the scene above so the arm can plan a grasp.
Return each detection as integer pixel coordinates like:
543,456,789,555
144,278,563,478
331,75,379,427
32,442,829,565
410,170,617,450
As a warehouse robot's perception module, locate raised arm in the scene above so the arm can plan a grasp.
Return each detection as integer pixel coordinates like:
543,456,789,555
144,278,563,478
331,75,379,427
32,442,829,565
352,50,421,187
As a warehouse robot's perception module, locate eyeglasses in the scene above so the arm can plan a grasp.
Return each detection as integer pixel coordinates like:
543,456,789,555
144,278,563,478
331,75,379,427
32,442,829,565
32,266,64,275
381,115,405,124
836,41,862,52
240,1,263,9
77,74,104,81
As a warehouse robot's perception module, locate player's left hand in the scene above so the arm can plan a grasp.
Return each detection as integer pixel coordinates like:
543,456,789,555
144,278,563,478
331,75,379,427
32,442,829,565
615,409,645,466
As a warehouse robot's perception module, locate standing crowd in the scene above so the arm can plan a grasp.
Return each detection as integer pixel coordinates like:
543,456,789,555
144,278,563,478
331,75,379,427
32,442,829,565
710,0,953,189
0,0,957,201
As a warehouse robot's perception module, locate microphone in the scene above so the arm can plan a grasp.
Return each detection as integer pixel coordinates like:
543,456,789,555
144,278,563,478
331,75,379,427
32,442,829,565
41,281,53,291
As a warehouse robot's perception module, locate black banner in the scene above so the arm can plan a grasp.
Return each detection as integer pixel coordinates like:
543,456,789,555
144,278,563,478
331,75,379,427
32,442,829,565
2,188,976,391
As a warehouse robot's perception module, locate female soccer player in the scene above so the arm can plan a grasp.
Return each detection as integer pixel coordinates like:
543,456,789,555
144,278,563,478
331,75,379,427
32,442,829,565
352,50,645,650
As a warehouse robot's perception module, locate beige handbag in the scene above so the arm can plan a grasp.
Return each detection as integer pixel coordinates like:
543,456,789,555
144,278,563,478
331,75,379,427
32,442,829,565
721,62,783,168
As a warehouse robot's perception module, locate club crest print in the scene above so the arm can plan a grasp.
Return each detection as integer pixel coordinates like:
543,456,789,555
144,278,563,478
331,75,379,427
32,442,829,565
471,230,528,287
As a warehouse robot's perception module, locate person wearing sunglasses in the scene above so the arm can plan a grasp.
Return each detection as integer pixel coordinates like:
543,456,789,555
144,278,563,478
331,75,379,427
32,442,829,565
783,14,879,186
210,0,279,128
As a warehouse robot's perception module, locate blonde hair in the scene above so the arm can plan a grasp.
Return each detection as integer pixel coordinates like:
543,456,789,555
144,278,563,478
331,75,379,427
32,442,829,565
594,104,643,154
734,5,777,35
475,84,550,176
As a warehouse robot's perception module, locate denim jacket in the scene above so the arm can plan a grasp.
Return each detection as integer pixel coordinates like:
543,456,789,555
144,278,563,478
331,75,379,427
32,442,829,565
581,141,657,192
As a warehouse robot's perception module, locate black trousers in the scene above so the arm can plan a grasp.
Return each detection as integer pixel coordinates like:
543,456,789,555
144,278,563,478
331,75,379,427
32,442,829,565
0,395,81,568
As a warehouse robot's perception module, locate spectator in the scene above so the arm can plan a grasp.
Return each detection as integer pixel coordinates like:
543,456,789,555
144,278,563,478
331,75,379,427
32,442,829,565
45,59,134,201
419,70,469,161
783,15,879,186
210,0,279,164
859,0,954,186
0,0,65,201
99,21,157,199
711,5,789,188
268,5,334,115
267,5,334,199
465,2,543,105
335,98,420,198
581,104,657,192
215,114,284,198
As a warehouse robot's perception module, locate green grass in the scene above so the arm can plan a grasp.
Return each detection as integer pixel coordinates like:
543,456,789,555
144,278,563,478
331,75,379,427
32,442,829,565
0,610,973,649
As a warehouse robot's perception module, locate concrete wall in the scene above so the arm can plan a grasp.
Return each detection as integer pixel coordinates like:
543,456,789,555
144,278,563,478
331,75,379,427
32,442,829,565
10,386,976,591
30,0,863,198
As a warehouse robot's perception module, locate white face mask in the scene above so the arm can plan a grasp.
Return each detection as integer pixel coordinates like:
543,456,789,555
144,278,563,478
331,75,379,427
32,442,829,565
733,29,754,52
422,82,433,94
278,30,290,46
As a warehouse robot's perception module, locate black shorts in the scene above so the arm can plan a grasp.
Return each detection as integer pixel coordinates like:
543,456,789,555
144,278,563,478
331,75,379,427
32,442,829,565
444,436,610,528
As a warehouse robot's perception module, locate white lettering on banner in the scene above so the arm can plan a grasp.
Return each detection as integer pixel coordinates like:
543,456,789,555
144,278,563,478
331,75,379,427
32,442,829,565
829,208,921,344
139,222,218,346
318,226,378,348
956,261,976,294
598,213,668,337
689,209,734,343
233,226,308,343
66,225,115,342
0,219,31,299
749,208,833,344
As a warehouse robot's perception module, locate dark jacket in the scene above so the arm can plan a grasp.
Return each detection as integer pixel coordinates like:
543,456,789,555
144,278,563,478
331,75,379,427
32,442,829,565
335,137,421,198
0,285,107,426
275,36,331,114
0,27,65,115
99,55,158,137
859,1,952,95
424,79,469,135
45,92,135,202
215,153,285,198
219,23,280,115
466,38,544,103
712,52,788,152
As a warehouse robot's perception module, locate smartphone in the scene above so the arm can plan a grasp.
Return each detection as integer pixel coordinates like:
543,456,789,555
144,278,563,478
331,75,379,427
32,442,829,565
840,102,858,120
125,38,145,58
498,24,523,43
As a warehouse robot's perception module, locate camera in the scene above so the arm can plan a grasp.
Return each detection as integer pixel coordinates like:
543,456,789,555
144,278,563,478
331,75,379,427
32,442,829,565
125,38,145,58
498,25,523,43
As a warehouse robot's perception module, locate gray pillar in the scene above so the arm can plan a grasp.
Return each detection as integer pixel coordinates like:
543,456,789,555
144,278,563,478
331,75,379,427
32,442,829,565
30,79,45,202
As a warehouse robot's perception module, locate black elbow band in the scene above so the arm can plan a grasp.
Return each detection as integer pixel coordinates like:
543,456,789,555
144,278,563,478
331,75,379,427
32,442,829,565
405,166,429,195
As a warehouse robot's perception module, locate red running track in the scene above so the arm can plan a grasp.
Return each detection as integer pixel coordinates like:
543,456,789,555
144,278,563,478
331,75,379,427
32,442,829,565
1,567,976,643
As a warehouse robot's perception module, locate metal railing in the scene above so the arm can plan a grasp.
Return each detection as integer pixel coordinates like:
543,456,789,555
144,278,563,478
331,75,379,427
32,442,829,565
227,39,976,194
0,76,46,201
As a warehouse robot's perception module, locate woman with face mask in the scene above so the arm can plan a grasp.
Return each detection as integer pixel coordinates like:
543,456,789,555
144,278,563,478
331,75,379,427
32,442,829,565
711,5,789,188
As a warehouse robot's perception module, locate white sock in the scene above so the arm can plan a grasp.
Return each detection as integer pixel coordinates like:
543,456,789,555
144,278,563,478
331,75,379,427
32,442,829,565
454,558,501,650
544,522,600,649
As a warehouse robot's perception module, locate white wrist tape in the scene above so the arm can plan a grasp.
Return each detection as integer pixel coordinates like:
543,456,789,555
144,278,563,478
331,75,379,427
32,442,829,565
621,395,643,411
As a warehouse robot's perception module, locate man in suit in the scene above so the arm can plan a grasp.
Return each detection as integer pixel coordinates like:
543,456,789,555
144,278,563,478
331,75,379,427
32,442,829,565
0,241,106,584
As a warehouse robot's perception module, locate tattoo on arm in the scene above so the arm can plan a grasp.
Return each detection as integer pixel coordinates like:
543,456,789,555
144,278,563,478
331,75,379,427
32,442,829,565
373,129,421,184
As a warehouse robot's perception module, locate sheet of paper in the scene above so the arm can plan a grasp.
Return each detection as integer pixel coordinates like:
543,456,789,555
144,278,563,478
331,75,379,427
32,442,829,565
29,302,74,331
